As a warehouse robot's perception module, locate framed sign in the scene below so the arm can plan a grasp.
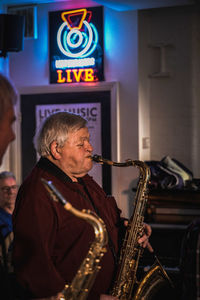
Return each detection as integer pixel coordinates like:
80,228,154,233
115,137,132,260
49,6,104,84
35,102,102,184
20,88,112,194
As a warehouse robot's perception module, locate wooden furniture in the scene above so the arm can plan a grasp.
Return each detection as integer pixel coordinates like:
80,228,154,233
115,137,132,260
140,190,200,299
146,189,200,224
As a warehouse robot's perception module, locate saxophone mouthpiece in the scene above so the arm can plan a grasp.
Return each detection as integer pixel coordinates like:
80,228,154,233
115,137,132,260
41,178,58,202
92,154,114,165
92,154,104,164
41,178,67,206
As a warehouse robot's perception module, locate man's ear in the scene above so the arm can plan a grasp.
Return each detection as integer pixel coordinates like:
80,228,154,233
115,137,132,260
50,141,61,159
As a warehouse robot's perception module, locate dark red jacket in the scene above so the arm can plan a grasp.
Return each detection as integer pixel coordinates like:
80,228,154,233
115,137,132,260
12,158,122,299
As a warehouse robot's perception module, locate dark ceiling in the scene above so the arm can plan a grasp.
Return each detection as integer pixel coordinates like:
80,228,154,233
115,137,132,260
1,0,195,11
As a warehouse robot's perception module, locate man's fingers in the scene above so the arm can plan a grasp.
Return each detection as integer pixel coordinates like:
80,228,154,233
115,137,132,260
146,242,154,253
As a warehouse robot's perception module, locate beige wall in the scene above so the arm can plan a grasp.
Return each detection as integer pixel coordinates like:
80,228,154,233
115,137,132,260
139,5,200,177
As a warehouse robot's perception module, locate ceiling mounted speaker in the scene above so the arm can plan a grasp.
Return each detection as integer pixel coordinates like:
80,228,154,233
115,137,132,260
0,14,25,57
7,5,37,39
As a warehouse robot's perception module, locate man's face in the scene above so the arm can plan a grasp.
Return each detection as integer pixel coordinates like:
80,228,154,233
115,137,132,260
0,177,18,210
57,127,94,181
0,107,16,165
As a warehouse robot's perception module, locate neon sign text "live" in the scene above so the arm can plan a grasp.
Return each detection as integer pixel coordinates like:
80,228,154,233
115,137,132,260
57,69,94,83
49,7,104,84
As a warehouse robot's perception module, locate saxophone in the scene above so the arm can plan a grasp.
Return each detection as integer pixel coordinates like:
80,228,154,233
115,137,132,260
41,178,108,300
92,155,173,300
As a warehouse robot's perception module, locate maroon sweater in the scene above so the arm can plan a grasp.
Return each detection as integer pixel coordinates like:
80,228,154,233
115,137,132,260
12,158,122,299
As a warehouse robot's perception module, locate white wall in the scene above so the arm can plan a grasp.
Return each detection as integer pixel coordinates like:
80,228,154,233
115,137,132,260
139,5,200,178
7,2,139,217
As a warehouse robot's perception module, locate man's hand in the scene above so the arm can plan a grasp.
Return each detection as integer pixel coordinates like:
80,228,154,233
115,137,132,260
123,221,153,252
138,223,153,252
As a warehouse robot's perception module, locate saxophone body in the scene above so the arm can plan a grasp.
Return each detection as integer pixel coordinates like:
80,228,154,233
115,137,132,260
92,155,173,300
41,178,108,300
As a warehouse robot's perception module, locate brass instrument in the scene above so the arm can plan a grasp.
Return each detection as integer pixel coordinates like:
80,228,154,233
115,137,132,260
92,155,173,300
41,178,108,300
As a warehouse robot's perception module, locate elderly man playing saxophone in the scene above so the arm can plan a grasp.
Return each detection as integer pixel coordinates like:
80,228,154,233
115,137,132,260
12,112,151,300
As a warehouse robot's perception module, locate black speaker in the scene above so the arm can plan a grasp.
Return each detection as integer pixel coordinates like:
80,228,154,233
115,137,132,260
0,14,25,56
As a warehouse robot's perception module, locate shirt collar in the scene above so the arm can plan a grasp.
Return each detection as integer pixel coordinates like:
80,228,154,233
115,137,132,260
37,157,73,184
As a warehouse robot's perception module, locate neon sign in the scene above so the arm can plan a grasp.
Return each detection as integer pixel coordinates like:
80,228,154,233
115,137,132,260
49,7,104,84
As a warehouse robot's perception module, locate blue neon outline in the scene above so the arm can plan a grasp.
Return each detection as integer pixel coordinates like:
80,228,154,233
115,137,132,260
81,22,98,58
57,20,99,58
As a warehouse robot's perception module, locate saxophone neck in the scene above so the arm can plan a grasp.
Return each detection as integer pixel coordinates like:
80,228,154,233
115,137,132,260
92,154,134,167
92,154,114,165
92,154,151,181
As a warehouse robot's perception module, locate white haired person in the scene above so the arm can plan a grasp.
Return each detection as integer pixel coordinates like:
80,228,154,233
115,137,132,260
0,171,18,300
0,171,18,267
13,112,151,300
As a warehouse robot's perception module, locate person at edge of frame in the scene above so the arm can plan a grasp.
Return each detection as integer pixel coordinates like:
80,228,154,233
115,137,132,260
0,73,18,300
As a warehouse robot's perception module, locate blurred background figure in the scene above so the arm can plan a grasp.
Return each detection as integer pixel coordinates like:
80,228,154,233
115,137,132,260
0,73,18,299
0,171,18,215
0,73,17,166
0,171,18,299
